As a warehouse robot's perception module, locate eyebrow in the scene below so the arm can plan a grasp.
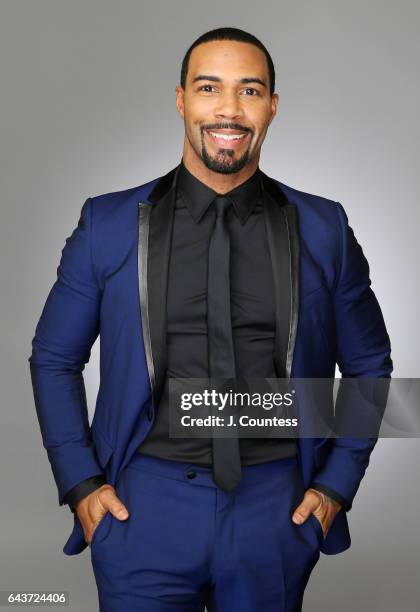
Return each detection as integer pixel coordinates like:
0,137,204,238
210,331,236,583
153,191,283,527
192,75,267,88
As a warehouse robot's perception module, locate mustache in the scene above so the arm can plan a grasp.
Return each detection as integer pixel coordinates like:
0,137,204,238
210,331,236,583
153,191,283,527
202,123,252,133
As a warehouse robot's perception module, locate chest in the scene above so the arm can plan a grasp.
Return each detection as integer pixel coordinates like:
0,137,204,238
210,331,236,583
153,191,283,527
166,207,276,332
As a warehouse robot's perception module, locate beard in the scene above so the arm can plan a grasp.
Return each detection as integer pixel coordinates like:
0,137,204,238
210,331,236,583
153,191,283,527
200,131,252,174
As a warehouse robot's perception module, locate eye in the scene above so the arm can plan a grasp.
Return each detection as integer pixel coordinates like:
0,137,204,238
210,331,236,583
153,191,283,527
198,84,216,92
243,88,259,96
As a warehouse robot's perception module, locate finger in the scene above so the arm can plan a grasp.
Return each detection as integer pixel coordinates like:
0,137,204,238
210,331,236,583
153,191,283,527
307,489,324,513
97,487,129,520
292,490,320,524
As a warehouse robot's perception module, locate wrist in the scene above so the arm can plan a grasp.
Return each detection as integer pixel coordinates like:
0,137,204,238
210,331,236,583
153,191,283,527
309,487,342,512
75,483,111,514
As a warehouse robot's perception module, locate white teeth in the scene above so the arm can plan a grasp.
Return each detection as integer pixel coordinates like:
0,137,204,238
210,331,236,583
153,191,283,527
209,131,246,141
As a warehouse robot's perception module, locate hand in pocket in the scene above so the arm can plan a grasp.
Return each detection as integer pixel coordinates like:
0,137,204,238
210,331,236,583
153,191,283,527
292,487,341,539
75,484,130,546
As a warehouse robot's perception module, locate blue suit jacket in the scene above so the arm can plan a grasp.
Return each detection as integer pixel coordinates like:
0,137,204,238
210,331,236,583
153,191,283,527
28,164,393,556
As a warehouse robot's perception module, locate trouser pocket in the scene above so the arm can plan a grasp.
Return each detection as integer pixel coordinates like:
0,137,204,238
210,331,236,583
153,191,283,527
293,467,324,550
90,511,112,550
308,512,324,546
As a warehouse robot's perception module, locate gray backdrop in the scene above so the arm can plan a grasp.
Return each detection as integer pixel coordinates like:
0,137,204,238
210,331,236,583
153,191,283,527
1,1,419,610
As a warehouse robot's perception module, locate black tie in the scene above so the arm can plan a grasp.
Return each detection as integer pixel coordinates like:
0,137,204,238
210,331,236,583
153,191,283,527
207,195,242,492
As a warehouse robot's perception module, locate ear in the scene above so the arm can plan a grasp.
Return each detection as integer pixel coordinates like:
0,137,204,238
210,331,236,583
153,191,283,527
175,85,185,120
269,92,279,125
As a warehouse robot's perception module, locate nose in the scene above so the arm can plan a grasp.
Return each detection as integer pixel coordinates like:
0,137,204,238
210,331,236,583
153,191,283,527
214,90,244,120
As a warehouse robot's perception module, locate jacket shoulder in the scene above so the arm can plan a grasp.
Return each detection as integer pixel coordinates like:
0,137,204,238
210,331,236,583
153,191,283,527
88,176,160,216
274,179,339,214
270,178,344,279
272,178,344,241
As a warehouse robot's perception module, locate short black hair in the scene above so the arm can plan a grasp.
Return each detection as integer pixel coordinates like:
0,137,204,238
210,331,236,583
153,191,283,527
180,27,275,96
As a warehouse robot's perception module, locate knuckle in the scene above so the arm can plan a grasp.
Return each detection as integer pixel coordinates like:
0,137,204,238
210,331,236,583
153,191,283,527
98,484,114,497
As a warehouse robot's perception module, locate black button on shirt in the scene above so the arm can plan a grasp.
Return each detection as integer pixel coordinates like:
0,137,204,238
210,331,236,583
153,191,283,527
137,159,297,464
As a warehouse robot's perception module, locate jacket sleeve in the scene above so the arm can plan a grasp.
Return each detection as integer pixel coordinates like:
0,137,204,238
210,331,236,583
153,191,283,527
309,202,393,511
63,475,108,512
28,197,105,506
309,483,350,511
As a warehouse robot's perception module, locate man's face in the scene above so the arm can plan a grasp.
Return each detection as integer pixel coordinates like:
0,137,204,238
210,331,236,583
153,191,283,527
176,40,278,175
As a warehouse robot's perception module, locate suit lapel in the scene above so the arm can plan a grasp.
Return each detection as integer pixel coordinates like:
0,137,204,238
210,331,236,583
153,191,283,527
260,171,300,378
138,164,180,409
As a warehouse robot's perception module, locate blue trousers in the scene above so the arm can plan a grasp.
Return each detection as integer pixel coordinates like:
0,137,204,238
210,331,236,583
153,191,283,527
90,452,324,611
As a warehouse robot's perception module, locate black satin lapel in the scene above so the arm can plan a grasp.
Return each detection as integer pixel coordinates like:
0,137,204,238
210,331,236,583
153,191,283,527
145,165,179,407
284,203,300,377
262,176,300,379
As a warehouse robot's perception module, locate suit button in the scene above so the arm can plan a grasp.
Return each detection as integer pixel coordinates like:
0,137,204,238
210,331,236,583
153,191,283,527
186,470,196,480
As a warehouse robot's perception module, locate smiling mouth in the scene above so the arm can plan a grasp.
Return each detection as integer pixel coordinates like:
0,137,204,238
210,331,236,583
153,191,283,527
205,129,250,148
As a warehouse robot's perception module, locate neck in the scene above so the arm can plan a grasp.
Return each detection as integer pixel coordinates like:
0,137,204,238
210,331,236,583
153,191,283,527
181,145,259,194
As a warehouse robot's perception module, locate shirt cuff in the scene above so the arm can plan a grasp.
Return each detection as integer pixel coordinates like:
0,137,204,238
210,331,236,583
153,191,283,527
309,482,351,511
63,475,108,512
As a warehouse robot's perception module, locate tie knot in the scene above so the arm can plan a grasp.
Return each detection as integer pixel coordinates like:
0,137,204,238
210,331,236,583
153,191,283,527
213,196,232,218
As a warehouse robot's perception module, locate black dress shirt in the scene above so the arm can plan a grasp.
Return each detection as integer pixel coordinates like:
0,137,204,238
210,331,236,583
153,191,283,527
63,159,350,512
137,159,296,464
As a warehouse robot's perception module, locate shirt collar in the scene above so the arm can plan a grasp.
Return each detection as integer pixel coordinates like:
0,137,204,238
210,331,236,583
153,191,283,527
176,158,263,225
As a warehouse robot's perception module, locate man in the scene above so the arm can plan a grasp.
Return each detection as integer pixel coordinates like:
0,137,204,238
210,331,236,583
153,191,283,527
29,26,392,611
